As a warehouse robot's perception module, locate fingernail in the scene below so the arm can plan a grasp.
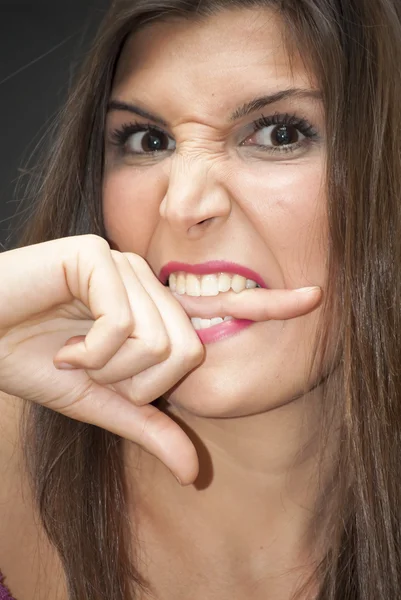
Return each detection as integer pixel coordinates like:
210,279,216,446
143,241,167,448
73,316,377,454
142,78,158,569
65,336,85,346
55,362,77,370
294,286,321,293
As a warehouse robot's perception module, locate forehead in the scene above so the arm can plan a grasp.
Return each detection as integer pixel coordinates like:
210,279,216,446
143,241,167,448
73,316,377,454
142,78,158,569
112,8,315,123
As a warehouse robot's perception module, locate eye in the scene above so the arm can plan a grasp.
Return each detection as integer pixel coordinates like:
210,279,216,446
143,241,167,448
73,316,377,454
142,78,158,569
126,129,176,154
110,122,176,156
240,113,318,154
250,124,305,147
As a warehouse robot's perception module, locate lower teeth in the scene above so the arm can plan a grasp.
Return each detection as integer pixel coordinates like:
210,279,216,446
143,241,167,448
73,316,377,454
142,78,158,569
191,316,233,330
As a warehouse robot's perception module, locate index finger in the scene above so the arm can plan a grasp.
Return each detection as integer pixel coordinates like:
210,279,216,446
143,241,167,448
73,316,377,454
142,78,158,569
55,239,134,369
171,286,323,322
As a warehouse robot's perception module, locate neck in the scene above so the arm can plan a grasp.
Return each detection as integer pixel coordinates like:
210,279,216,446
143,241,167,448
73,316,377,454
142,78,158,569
125,387,338,599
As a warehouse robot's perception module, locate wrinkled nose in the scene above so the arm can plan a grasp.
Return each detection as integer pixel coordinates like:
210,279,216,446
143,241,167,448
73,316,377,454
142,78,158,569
159,152,231,237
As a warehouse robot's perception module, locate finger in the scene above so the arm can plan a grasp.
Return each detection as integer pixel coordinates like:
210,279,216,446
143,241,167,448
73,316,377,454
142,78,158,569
110,344,202,407
84,254,171,385
124,254,204,359
171,286,323,322
54,240,134,369
110,254,204,406
61,384,199,485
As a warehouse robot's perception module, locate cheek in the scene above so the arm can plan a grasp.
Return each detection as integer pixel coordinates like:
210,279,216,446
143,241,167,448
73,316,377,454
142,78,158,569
230,160,327,287
102,167,166,253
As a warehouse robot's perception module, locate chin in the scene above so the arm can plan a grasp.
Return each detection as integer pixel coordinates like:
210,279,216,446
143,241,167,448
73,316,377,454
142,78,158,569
159,314,327,419
162,371,303,419
162,350,326,421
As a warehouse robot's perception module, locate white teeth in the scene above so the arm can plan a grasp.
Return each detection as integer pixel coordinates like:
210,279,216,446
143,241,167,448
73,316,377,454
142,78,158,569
176,273,186,295
186,274,201,297
201,274,219,297
231,274,247,293
169,272,259,296
191,316,233,330
169,273,177,292
218,273,232,293
246,279,257,289
191,318,202,330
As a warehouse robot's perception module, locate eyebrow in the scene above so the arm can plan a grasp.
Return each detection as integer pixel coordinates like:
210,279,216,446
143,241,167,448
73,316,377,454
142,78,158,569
108,100,168,127
229,88,322,121
107,88,322,127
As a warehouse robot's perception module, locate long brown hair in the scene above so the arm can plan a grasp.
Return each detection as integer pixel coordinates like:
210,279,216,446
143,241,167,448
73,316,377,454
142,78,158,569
13,0,401,598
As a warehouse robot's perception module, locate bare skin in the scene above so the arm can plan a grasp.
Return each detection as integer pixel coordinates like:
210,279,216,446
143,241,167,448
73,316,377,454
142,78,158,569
0,7,335,600
103,7,335,600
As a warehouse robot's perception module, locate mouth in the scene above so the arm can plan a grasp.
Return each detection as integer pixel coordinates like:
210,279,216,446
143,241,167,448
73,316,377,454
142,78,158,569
159,261,265,338
159,261,265,290
169,271,260,296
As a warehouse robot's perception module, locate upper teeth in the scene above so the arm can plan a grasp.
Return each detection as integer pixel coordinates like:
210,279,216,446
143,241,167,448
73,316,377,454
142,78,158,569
168,272,259,297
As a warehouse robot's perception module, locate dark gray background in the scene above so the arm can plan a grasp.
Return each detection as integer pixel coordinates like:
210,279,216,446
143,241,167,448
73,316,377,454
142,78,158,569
0,0,109,248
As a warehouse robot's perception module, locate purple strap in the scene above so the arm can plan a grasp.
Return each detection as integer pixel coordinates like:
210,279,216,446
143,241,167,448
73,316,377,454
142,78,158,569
0,571,15,600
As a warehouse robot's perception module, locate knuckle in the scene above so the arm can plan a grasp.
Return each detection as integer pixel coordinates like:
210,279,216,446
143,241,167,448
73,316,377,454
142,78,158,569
124,253,149,272
113,313,134,336
110,249,127,265
82,234,110,252
110,250,124,264
127,383,148,406
143,332,171,361
151,341,171,362
80,354,109,371
87,369,107,385
181,342,204,370
105,309,134,337
139,410,166,441
138,413,154,442
128,390,144,406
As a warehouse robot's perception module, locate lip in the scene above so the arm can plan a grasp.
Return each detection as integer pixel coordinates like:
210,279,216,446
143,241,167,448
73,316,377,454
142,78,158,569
195,318,253,345
158,261,267,288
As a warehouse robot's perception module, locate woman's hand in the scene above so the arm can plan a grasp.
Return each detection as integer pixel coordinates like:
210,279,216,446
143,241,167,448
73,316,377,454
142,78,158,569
0,235,322,484
0,235,204,484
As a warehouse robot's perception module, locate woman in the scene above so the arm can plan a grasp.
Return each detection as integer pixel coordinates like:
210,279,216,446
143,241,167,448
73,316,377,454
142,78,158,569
0,0,400,598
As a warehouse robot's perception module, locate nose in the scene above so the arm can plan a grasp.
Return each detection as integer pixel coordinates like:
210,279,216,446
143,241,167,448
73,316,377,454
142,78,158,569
159,151,231,236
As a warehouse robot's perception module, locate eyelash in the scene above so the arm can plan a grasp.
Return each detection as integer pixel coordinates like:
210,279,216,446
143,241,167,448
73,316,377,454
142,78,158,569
109,112,319,157
110,122,166,150
248,112,319,154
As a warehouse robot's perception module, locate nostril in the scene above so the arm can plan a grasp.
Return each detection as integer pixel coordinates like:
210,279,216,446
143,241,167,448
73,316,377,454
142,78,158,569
197,216,215,226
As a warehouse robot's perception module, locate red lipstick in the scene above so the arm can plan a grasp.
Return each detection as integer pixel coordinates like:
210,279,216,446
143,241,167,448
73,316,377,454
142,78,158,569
195,318,254,345
159,261,266,345
159,261,267,288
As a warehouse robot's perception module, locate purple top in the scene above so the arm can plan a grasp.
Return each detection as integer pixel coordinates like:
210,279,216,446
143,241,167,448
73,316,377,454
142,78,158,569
0,572,15,600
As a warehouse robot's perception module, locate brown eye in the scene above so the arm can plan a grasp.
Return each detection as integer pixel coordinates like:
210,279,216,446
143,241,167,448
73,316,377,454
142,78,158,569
126,129,176,154
249,124,304,147
270,125,300,146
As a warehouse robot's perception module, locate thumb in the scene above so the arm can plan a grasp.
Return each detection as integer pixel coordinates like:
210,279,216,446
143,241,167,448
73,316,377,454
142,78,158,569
60,385,199,485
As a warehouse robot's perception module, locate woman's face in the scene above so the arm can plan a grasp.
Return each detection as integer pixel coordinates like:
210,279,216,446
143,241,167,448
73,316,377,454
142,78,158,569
103,8,327,417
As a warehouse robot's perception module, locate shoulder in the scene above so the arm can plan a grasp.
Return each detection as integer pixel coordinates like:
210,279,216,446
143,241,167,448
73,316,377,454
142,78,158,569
0,392,67,600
